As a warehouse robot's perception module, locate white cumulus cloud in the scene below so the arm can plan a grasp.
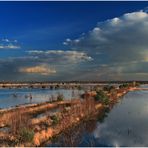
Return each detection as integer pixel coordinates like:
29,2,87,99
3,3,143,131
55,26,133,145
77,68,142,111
63,9,148,80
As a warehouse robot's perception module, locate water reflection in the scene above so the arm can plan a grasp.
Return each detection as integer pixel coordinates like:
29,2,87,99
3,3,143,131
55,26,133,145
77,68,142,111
0,88,83,109
49,119,98,147
48,85,148,147
48,109,110,147
92,89,148,147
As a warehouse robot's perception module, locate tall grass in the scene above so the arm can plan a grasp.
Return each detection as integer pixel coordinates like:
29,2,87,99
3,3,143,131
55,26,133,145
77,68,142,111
9,108,30,134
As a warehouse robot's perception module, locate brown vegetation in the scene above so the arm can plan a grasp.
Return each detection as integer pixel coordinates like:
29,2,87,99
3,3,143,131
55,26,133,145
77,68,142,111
0,83,135,147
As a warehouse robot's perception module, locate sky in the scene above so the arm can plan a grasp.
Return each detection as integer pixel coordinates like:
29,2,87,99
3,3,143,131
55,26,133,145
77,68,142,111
1,1,148,81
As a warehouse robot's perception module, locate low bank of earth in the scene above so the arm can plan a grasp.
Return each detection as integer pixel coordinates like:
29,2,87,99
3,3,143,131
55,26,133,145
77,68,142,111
0,85,136,147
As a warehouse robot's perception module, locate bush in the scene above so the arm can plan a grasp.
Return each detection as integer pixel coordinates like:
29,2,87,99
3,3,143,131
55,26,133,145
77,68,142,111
102,97,110,105
19,128,34,143
103,85,115,92
94,90,110,105
41,85,46,89
94,90,106,101
77,85,82,90
51,115,59,125
80,93,85,99
57,93,64,101
135,82,140,87
119,83,129,89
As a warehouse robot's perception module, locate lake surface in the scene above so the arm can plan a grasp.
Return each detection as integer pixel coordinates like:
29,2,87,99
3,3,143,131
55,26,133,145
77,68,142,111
0,88,83,109
49,85,148,147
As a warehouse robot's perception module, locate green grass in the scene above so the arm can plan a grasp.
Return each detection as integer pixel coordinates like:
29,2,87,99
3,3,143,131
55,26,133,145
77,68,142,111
19,128,34,143
51,115,59,125
94,90,110,105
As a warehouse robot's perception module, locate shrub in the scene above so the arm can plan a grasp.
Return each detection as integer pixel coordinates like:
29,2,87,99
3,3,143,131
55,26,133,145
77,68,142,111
94,90,106,101
77,85,82,90
135,82,140,87
80,91,90,100
94,90,110,105
51,115,59,125
97,111,108,123
102,97,110,105
103,85,115,92
41,85,46,89
80,93,85,99
19,127,34,143
97,107,110,123
119,83,129,89
57,93,64,101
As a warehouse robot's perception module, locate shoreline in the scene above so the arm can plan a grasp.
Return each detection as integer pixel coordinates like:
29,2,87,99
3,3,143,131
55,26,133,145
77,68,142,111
0,85,136,147
41,87,131,147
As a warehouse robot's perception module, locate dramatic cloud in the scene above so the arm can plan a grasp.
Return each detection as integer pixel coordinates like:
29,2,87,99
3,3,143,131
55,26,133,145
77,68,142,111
0,49,93,81
19,64,56,75
1,9,148,81
63,9,148,80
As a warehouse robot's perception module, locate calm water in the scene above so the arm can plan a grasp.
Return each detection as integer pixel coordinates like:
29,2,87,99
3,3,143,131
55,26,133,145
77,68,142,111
49,85,148,147
0,88,83,109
